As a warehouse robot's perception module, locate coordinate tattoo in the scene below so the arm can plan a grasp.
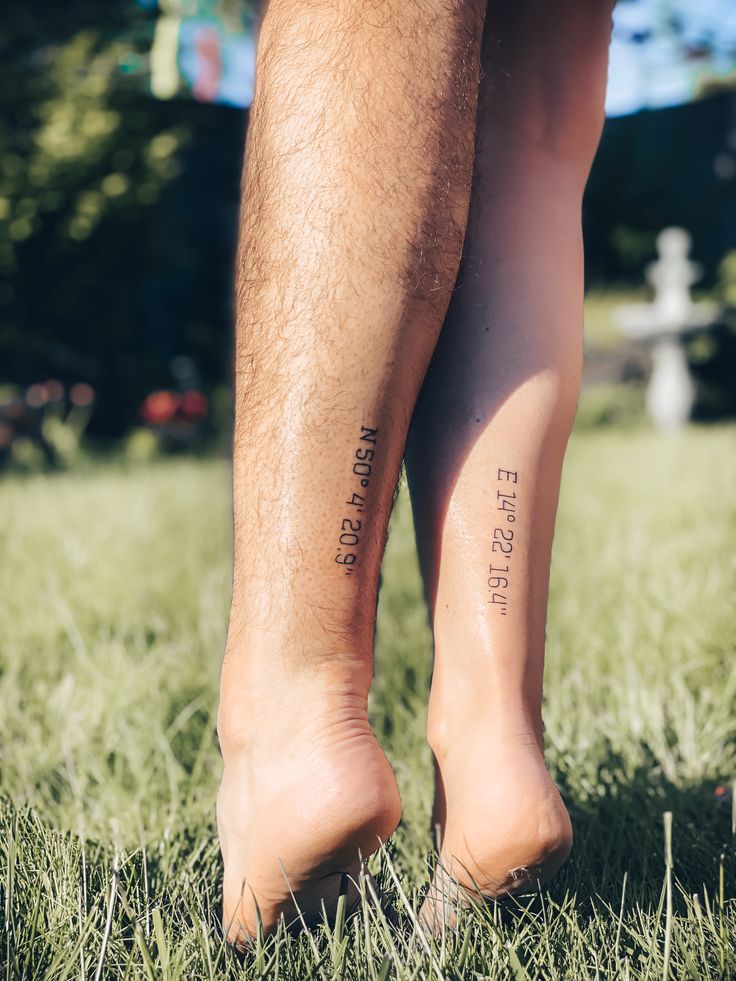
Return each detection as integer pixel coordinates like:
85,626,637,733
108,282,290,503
334,426,378,577
488,467,518,615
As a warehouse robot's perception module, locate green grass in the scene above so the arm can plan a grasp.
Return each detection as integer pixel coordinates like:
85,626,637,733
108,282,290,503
2,426,736,979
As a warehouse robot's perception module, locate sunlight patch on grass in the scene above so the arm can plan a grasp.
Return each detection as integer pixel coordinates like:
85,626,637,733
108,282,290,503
2,429,735,977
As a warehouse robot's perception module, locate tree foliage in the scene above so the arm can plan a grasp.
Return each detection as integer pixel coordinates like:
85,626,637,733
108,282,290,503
1,3,245,434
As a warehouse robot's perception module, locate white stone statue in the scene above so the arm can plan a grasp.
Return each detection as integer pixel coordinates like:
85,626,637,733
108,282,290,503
614,227,720,431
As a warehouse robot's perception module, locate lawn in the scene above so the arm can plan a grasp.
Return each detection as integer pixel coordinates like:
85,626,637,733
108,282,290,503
1,424,735,979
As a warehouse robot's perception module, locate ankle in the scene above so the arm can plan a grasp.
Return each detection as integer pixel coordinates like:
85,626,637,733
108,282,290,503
229,566,378,655
218,640,374,753
226,591,374,664
426,684,543,764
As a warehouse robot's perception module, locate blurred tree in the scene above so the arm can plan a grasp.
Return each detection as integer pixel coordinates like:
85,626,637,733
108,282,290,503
0,2,246,435
583,93,736,421
2,2,735,435
584,92,736,284
687,250,736,419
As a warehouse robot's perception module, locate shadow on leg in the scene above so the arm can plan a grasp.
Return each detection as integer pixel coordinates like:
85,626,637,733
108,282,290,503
405,0,614,929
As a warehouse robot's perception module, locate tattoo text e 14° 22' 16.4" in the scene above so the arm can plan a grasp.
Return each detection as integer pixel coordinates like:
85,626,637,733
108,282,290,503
488,467,518,615
335,426,378,576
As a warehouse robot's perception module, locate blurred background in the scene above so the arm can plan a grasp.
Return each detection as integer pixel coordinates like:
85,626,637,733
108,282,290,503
1,0,736,468
2,5,736,974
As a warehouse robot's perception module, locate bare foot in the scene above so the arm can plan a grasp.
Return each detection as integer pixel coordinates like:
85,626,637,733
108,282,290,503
217,653,401,944
420,701,572,930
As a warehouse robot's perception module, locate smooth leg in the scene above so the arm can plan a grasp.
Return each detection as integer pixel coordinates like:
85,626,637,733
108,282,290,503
405,0,613,926
217,0,487,942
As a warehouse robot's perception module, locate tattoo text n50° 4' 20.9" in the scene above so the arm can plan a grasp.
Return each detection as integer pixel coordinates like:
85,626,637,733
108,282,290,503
489,467,517,615
335,426,378,576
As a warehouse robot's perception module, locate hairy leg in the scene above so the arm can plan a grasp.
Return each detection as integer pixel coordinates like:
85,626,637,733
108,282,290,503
217,0,487,942
405,0,613,926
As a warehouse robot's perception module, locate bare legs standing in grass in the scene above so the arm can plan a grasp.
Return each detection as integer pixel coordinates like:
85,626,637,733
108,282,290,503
217,0,612,943
217,0,487,942
406,0,614,925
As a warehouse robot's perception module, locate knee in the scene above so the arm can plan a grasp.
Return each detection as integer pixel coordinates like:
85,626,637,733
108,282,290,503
481,0,614,177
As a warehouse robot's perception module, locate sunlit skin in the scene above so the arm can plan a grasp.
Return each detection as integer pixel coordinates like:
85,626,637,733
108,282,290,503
407,0,614,926
217,0,487,943
217,0,613,943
